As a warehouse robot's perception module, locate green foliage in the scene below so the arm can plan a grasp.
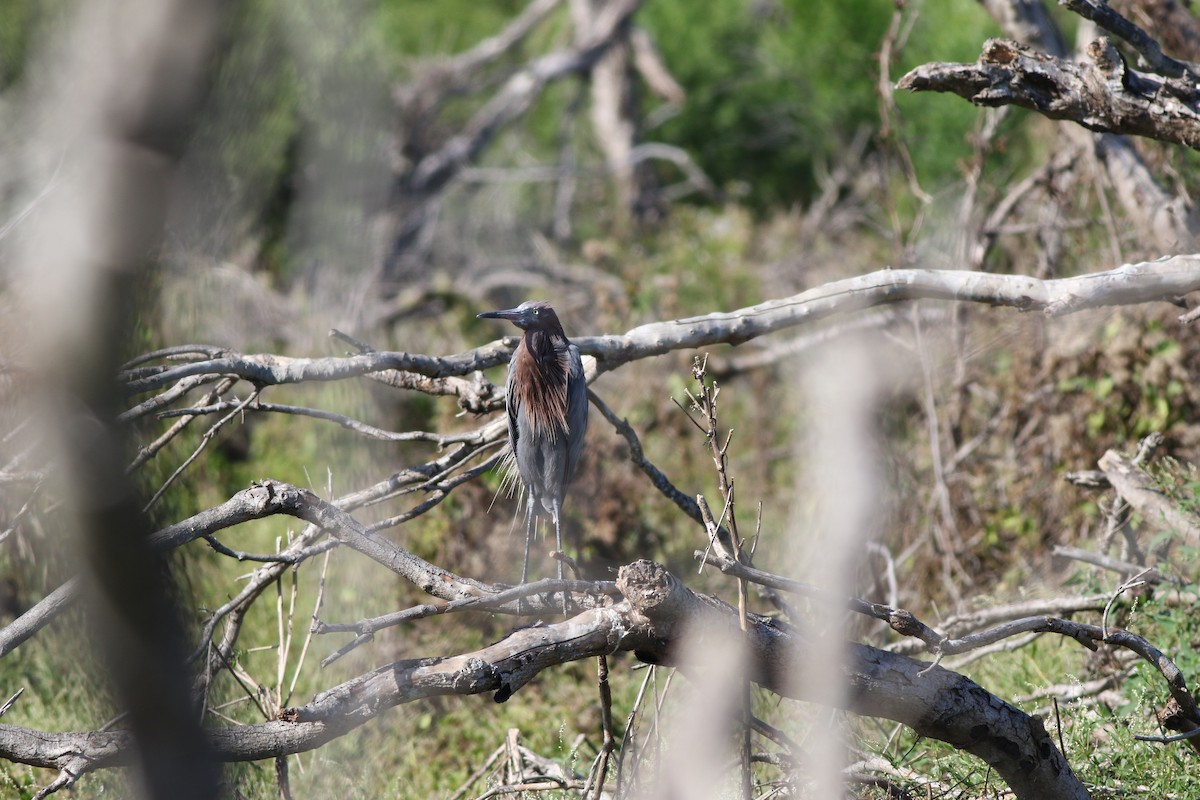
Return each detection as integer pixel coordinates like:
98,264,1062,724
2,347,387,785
621,205,762,317
1151,457,1200,516
175,0,301,264
0,601,136,798
892,0,1016,183
1054,315,1197,443
0,0,34,89
1074,594,1200,796
642,0,889,208
179,0,407,274
643,0,1002,209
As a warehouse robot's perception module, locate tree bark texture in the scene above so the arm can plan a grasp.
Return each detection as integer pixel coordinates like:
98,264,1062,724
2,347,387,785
899,38,1200,151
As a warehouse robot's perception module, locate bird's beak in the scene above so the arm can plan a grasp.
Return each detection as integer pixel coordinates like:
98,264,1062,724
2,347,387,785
477,307,523,321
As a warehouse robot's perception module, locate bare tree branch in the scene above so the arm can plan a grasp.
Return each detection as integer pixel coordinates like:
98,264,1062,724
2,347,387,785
406,0,644,197
1099,447,1200,546
0,577,80,659
587,388,705,527
581,257,1200,369
899,37,1200,151
432,0,563,81
121,341,516,396
974,0,1199,252
116,259,1200,400
1113,0,1200,64
160,398,501,445
1052,543,1177,582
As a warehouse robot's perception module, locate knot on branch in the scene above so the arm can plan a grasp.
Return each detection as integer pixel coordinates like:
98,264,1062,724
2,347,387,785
247,480,275,510
456,656,496,692
249,479,317,513
456,371,502,415
982,38,1021,65
888,609,925,638
1159,697,1200,734
1086,37,1124,78
617,559,683,620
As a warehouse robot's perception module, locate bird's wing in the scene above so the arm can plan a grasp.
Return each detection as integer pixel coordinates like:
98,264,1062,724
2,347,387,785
563,343,589,486
504,353,521,453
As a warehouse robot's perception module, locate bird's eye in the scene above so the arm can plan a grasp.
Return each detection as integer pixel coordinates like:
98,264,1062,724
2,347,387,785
532,308,540,316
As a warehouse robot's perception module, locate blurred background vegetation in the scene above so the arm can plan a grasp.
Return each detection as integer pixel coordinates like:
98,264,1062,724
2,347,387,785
2,0,1200,797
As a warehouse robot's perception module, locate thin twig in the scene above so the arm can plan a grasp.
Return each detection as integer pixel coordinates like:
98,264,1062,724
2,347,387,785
287,549,331,707
1102,568,1153,638
160,398,494,445
143,388,262,511
1135,725,1200,743
588,655,615,800
0,688,23,717
587,388,728,546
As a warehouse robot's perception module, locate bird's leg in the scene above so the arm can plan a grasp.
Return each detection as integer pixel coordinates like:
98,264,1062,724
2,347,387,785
552,500,566,614
521,496,535,587
517,498,536,617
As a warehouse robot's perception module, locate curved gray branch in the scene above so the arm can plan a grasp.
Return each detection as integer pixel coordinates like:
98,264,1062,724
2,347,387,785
121,258,1200,397
580,256,1200,370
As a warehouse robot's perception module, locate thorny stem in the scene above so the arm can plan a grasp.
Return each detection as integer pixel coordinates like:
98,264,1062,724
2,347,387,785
686,356,749,625
682,354,753,800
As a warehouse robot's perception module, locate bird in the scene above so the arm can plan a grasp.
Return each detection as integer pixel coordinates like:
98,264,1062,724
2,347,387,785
477,300,588,591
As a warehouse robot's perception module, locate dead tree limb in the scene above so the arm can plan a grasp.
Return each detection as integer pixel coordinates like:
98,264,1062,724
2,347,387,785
1111,0,1200,64
1062,0,1200,80
1099,448,1200,547
898,37,1200,150
384,0,645,278
0,560,1096,800
973,0,1199,251
0,472,603,667
406,0,645,197
116,257,1200,397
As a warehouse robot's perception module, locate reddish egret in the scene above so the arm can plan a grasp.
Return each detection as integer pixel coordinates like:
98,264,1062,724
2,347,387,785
478,300,588,588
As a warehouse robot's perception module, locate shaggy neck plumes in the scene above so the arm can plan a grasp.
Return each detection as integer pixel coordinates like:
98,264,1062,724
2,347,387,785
513,328,570,439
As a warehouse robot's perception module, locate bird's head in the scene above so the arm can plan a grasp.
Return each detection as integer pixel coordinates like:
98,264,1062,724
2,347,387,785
477,300,564,334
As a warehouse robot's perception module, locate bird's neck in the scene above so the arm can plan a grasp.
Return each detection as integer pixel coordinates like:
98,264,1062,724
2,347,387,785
520,328,566,383
516,329,570,434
